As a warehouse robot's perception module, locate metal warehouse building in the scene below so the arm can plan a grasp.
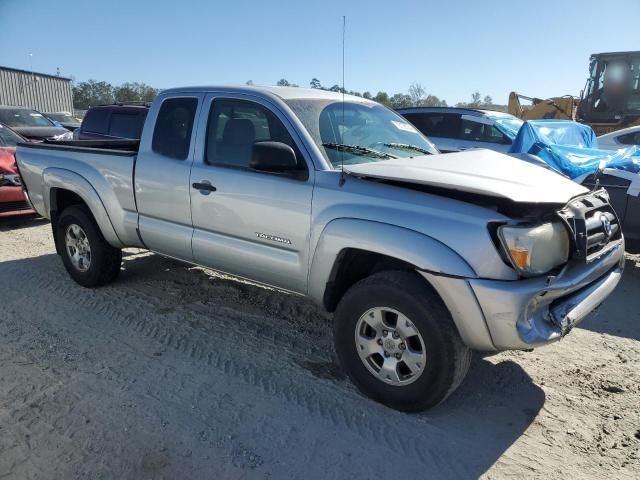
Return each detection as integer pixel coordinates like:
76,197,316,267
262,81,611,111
0,66,74,113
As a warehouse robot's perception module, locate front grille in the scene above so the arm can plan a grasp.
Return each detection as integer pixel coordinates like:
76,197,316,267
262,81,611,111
0,200,31,213
557,189,622,262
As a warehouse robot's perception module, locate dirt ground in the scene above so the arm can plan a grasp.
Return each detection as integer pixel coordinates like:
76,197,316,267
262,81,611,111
0,215,638,479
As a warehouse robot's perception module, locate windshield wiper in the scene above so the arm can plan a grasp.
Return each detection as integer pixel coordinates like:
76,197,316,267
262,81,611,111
383,143,433,155
322,143,397,159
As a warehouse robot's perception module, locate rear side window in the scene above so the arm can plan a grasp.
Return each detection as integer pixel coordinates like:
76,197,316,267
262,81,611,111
152,98,198,160
82,109,109,134
618,130,640,145
402,113,459,138
108,112,145,139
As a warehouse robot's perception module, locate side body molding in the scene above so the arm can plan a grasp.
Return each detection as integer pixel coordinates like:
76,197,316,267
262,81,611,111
43,168,123,248
307,218,477,305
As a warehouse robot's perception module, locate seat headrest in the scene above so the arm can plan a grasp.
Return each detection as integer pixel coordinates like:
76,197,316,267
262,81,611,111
223,118,255,145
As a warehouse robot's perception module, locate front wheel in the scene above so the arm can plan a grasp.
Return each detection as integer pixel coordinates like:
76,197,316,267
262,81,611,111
333,270,471,412
56,205,122,288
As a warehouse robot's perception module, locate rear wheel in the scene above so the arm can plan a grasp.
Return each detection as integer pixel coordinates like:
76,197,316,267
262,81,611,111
333,270,471,412
56,205,122,287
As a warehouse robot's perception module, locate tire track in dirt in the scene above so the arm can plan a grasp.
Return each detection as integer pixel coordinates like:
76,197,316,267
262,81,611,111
0,255,470,471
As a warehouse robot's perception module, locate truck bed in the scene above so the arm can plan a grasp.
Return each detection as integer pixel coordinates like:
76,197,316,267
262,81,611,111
16,139,141,248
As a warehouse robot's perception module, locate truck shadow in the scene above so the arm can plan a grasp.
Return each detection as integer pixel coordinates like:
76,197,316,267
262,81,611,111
579,256,640,341
424,356,545,476
3,251,544,478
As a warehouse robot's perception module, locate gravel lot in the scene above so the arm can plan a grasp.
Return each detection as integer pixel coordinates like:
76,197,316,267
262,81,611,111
1,215,639,479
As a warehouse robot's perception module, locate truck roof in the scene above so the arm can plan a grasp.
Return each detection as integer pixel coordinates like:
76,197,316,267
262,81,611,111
159,85,373,103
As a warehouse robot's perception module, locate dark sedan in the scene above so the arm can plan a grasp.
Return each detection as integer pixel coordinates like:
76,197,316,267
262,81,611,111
0,106,72,141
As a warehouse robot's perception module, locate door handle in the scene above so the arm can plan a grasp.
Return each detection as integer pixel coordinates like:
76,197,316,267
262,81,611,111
192,181,217,192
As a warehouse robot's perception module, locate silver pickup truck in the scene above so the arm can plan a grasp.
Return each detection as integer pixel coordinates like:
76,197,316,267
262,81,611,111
16,86,625,411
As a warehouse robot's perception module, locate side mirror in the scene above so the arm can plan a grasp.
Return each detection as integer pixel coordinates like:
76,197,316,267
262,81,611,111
250,141,306,179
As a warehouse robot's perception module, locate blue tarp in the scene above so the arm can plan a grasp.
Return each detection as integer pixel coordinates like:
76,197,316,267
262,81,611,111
487,114,524,140
508,120,640,179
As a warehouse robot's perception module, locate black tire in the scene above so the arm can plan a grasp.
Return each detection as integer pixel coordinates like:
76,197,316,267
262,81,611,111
56,205,122,288
333,270,471,412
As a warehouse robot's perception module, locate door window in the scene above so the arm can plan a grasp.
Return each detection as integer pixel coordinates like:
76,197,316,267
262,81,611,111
152,97,198,160
402,113,459,138
206,98,305,171
459,118,510,144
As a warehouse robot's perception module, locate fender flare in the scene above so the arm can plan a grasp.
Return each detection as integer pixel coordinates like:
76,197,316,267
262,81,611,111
44,168,123,248
307,218,476,306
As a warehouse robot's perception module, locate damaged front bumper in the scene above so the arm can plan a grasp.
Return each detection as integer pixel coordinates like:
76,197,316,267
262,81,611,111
469,240,624,350
420,239,625,351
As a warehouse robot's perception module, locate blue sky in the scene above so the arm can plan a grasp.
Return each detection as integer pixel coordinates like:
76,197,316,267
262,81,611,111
1,0,638,105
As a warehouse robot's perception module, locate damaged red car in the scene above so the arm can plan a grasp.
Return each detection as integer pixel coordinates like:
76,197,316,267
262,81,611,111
0,123,34,217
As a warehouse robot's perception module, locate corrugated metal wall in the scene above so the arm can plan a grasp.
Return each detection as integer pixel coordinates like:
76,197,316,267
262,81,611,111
0,67,74,113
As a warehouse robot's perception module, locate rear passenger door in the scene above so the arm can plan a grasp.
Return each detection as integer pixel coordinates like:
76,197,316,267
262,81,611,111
401,112,460,152
135,94,202,260
189,93,313,293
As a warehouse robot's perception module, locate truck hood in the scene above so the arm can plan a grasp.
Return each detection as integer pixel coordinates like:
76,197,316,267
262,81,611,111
343,149,587,204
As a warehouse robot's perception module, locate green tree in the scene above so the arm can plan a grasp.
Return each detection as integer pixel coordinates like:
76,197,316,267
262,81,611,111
310,78,322,89
424,94,447,107
390,93,413,109
362,91,372,99
277,78,291,86
373,91,390,105
483,95,493,105
113,82,158,104
246,80,255,86
72,80,114,109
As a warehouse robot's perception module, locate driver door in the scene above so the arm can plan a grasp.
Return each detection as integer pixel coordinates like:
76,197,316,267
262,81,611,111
189,93,314,293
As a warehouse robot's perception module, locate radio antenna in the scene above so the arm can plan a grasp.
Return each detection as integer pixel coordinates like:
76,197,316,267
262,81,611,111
339,15,346,187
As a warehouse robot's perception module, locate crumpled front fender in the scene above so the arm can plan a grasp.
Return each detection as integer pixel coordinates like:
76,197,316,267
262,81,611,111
308,218,476,305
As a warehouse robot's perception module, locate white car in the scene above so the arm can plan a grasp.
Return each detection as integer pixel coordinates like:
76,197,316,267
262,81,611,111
397,107,523,153
597,125,640,150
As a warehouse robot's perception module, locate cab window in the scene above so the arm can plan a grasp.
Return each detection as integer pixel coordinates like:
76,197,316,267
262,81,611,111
83,109,109,134
109,112,144,139
205,98,305,173
152,98,198,160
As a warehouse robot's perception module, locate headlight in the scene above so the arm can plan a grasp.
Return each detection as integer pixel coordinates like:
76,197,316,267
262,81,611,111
498,222,570,277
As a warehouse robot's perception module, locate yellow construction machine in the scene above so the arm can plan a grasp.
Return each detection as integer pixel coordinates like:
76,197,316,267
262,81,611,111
508,51,640,136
